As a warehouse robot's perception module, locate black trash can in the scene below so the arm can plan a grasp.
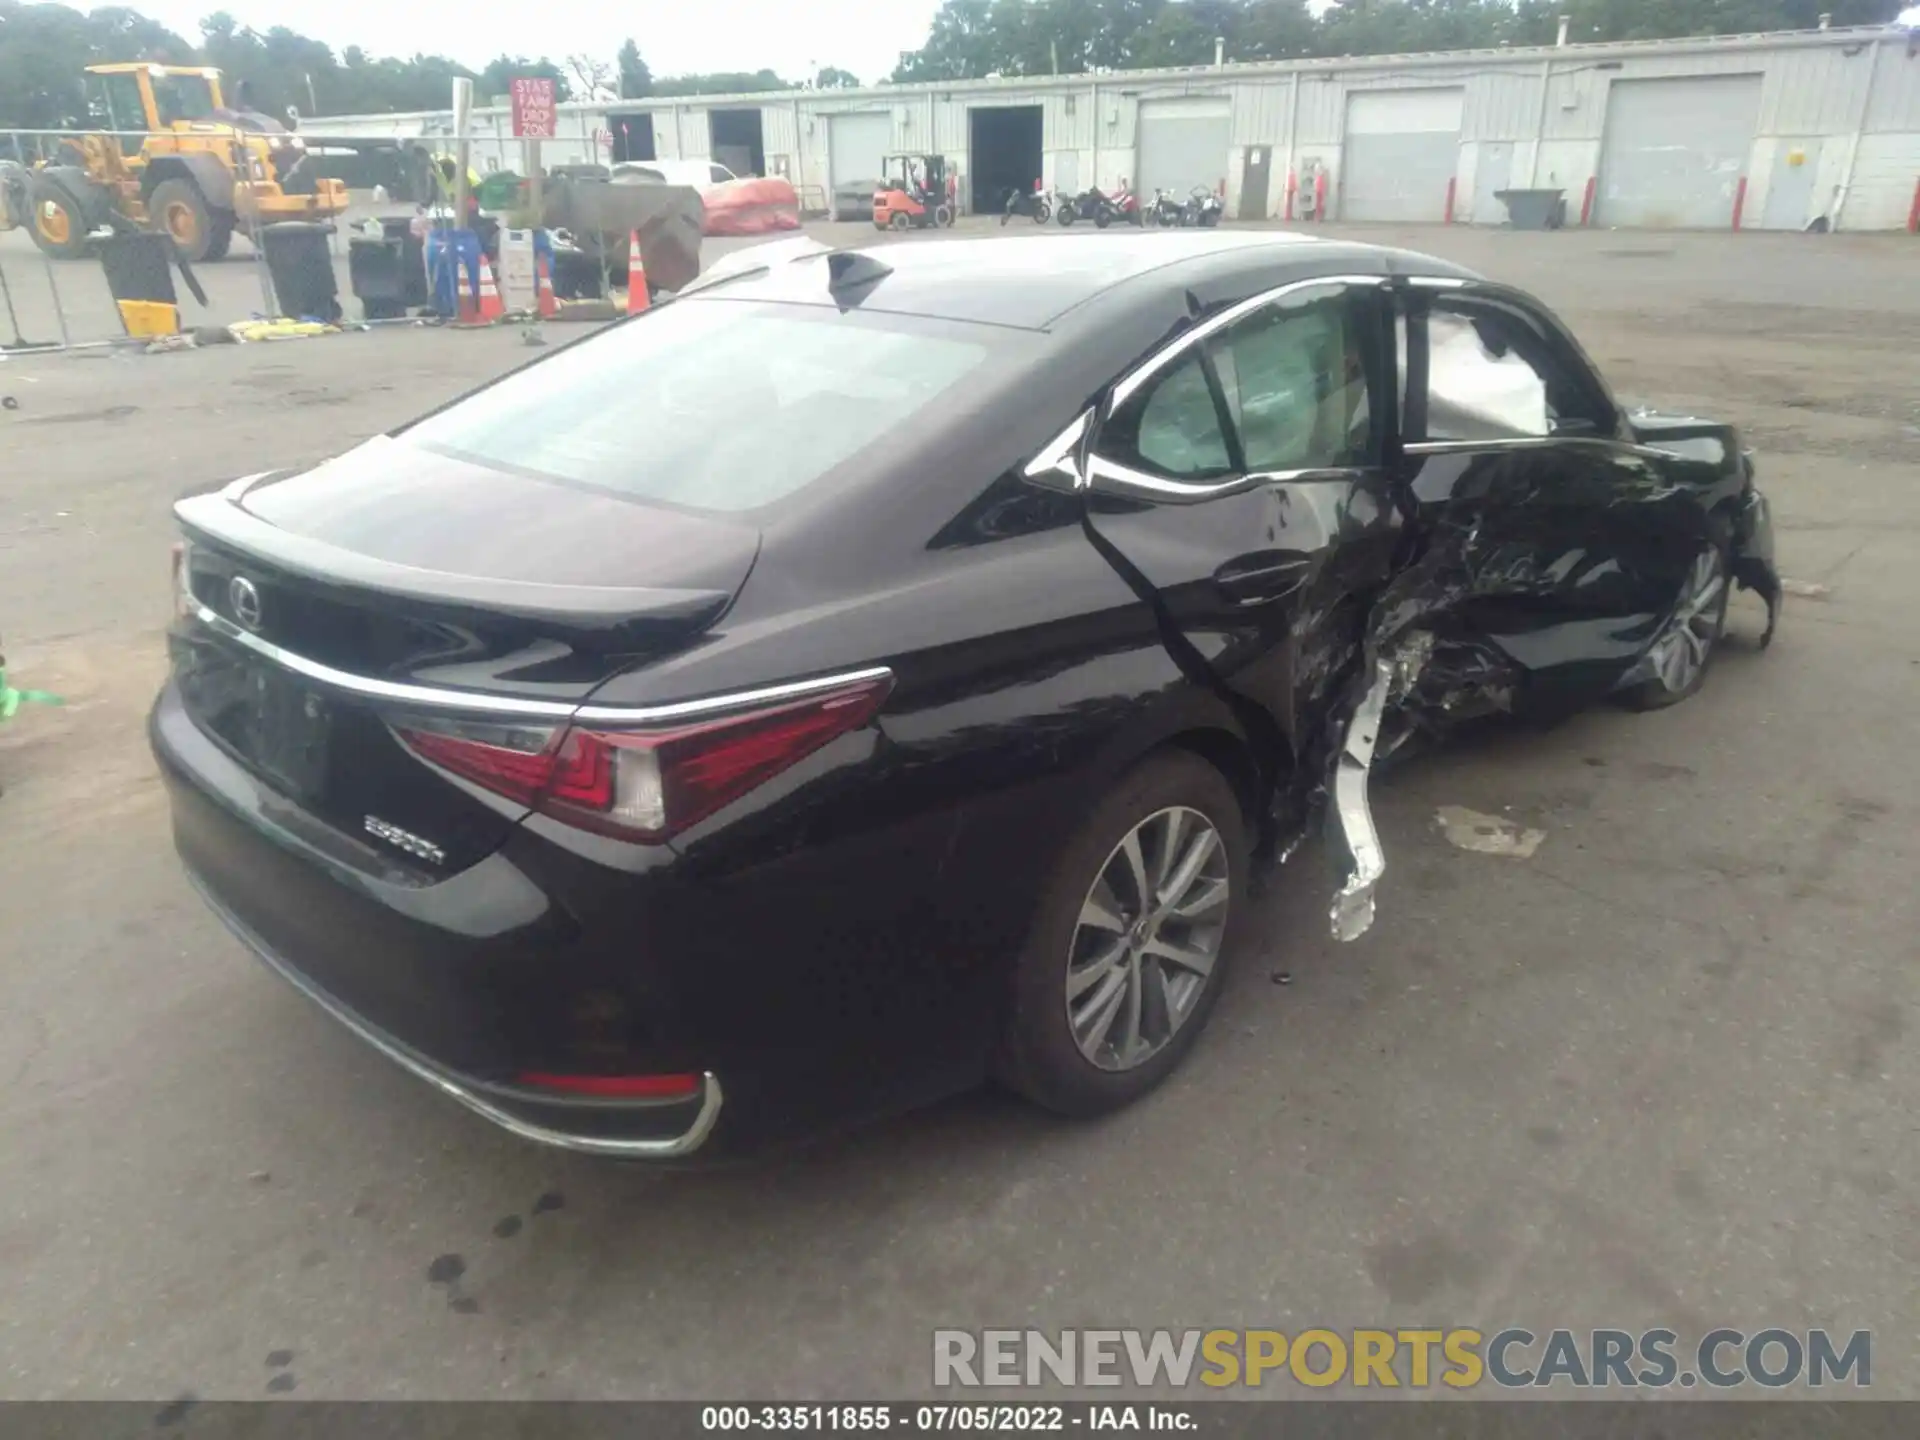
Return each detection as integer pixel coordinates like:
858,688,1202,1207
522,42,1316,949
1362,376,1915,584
348,236,414,319
260,221,342,323
99,231,178,305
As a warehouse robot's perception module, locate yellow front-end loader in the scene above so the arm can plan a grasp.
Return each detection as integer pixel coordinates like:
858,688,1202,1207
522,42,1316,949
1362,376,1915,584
8,63,349,263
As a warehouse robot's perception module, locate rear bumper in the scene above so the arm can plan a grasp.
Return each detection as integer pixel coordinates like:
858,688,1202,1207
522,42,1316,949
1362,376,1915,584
187,867,725,1158
150,675,1020,1159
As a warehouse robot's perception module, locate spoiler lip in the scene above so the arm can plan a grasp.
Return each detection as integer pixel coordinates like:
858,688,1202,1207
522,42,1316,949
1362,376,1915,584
174,491,733,646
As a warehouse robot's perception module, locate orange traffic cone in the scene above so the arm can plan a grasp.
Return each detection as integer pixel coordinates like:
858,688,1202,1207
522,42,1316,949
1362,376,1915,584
626,230,650,314
474,252,505,322
455,250,481,324
536,253,559,318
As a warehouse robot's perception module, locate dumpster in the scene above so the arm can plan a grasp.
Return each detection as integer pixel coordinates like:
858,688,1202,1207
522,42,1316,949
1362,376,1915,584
1494,188,1567,231
260,221,342,322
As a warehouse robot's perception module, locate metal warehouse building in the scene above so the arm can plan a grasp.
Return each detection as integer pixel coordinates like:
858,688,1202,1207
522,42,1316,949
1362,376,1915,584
309,22,1920,232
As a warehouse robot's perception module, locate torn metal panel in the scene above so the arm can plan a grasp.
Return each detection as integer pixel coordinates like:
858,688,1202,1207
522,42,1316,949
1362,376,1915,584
1328,657,1393,943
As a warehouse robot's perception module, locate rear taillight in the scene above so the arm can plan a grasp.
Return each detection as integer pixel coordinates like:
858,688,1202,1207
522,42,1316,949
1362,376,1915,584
395,675,890,843
517,1072,702,1099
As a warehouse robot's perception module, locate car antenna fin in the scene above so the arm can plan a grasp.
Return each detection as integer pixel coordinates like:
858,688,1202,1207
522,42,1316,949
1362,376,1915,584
825,250,893,293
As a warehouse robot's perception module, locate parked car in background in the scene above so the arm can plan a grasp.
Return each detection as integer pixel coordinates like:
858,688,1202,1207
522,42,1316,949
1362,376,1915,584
612,160,740,189
611,159,800,236
153,232,1778,1161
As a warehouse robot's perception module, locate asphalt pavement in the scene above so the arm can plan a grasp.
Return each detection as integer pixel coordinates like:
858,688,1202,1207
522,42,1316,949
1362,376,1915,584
1,219,1916,1402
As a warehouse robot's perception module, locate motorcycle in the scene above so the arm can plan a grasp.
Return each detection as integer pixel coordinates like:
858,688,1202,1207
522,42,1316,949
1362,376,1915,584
1183,185,1225,228
1001,182,1054,226
1105,183,1145,227
1059,185,1141,229
1147,188,1185,228
1055,187,1096,226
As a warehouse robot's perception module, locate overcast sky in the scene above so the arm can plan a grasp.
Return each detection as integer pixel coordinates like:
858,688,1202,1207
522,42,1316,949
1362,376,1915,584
127,0,951,82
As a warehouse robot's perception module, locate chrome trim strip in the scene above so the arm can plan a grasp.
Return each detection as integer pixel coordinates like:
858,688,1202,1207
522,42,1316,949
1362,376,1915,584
1025,409,1092,488
1083,455,1365,502
575,667,894,726
186,870,725,1158
1403,437,1677,462
1109,273,1389,409
190,602,579,717
187,601,892,726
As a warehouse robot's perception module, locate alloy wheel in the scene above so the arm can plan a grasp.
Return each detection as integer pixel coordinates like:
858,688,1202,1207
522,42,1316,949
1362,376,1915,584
1065,805,1231,1073
1646,547,1727,694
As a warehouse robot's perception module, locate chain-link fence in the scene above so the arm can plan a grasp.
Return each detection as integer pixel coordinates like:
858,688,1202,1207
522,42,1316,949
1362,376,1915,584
2,126,365,347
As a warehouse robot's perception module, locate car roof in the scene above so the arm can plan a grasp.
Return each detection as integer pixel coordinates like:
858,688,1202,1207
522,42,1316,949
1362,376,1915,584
690,231,1480,330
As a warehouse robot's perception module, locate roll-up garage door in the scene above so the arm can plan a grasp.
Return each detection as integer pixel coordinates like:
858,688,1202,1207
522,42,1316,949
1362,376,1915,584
828,112,891,193
1596,75,1762,230
1342,88,1463,223
1135,98,1231,199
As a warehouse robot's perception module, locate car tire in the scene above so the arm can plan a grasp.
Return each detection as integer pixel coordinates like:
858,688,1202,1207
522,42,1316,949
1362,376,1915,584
1620,543,1731,711
996,749,1248,1118
889,211,910,231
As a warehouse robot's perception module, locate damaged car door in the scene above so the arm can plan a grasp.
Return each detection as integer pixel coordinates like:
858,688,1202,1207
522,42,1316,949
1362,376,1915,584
1319,275,1769,942
1074,275,1403,812
1374,276,1723,728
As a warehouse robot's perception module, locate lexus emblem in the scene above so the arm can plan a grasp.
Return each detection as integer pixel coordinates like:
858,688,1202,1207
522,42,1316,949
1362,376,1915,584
229,576,263,631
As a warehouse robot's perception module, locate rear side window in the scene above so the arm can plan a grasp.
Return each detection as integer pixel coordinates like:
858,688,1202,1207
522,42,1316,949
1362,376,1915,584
1097,352,1232,482
401,302,991,511
1094,282,1378,488
1208,289,1375,470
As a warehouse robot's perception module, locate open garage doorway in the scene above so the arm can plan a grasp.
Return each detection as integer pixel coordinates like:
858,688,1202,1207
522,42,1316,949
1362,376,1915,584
710,109,766,177
968,105,1042,214
608,113,656,164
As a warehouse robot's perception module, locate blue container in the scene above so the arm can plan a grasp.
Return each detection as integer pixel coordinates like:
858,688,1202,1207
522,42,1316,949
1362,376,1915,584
423,226,481,318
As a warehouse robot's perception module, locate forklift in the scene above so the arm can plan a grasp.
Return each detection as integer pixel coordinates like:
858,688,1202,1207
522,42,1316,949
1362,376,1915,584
873,154,956,231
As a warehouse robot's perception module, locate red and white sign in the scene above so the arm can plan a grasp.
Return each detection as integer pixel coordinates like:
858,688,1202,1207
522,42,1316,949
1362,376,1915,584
510,77,556,139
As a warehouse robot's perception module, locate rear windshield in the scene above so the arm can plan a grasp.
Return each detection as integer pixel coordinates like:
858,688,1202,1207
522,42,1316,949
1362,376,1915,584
402,300,992,511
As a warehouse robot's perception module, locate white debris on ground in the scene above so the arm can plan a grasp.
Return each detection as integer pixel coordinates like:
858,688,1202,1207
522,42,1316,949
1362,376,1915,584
1780,578,1831,601
1435,805,1547,859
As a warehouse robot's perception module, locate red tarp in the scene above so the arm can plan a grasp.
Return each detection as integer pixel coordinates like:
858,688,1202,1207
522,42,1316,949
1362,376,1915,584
702,177,802,236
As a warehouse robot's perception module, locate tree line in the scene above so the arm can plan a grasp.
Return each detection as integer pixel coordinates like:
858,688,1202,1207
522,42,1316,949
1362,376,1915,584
889,0,1905,81
0,0,1903,132
0,2,863,131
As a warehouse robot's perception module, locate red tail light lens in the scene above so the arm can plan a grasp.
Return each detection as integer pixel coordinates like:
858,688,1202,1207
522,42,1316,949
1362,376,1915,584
395,675,890,843
517,1072,702,1099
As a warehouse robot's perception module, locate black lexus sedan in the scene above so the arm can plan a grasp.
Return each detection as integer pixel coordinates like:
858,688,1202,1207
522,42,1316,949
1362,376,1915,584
152,231,1779,1159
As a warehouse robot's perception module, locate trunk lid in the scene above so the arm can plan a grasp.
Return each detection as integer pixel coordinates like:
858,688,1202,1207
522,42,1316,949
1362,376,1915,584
170,437,761,875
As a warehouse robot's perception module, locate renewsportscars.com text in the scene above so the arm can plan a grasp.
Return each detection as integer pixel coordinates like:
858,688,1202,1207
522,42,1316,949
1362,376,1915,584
933,1328,1871,1390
